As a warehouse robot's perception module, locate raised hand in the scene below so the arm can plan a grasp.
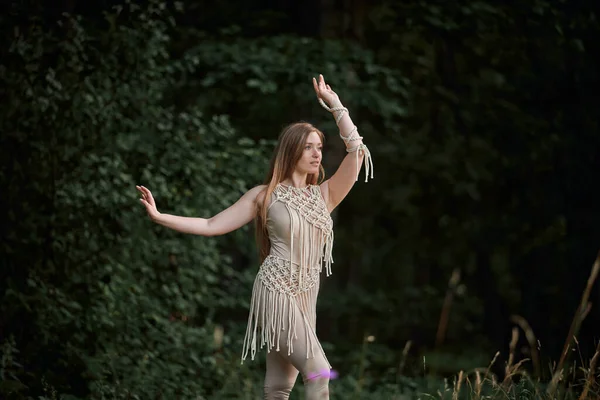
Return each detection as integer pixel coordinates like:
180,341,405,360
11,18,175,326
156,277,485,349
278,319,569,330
312,74,340,108
136,185,160,221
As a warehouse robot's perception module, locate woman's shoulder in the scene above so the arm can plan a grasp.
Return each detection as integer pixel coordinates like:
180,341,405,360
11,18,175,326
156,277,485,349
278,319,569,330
248,184,268,207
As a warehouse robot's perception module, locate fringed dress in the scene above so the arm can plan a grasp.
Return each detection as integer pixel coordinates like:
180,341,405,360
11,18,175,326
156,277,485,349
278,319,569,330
241,183,334,366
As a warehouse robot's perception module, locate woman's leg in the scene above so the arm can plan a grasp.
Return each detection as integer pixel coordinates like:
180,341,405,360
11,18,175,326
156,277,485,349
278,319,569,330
284,338,330,399
275,310,331,400
264,350,299,399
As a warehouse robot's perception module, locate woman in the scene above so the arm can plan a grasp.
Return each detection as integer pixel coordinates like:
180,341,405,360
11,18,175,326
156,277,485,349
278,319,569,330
137,75,373,399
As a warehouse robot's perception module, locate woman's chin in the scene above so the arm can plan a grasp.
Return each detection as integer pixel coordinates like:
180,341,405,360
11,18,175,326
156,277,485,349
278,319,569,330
298,164,320,175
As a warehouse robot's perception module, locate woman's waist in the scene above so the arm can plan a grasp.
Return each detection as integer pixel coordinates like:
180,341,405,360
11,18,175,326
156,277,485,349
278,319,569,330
267,243,323,265
262,253,322,269
258,254,321,293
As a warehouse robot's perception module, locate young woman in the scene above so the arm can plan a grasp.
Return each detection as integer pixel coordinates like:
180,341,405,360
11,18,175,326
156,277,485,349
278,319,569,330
136,75,373,400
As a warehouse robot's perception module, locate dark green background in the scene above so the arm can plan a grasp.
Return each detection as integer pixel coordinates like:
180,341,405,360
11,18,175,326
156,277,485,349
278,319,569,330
1,0,599,398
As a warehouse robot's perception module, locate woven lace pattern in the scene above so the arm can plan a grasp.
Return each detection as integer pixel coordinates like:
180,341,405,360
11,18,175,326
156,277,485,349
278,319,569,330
272,184,333,236
258,255,320,296
241,183,334,365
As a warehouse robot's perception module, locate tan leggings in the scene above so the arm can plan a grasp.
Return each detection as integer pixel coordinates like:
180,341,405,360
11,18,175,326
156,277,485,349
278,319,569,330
263,304,330,399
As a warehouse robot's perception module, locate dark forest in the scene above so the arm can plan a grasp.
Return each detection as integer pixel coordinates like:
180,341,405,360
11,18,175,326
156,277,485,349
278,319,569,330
1,0,599,398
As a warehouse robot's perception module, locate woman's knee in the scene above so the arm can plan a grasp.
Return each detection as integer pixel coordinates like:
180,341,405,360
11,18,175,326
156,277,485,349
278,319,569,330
303,372,330,399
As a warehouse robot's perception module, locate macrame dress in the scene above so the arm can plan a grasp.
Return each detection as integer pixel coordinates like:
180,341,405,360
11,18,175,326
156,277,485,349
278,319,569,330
241,183,334,366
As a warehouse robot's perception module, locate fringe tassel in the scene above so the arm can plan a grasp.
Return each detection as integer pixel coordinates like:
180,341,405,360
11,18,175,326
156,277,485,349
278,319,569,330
347,143,375,182
242,273,298,363
288,203,294,286
242,270,324,364
322,230,334,276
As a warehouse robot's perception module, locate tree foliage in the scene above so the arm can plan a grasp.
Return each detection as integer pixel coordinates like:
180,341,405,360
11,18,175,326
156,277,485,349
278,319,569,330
1,0,599,398
1,2,269,398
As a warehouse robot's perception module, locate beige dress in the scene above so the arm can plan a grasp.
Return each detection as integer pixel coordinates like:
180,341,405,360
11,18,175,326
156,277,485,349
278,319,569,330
241,183,334,366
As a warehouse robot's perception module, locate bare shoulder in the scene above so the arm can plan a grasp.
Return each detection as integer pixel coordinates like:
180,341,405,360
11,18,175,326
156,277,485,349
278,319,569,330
248,184,268,207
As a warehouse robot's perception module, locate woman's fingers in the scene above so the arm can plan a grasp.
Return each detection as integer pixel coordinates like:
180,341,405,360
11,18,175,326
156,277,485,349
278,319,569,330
136,186,145,199
138,186,151,198
313,74,332,99
136,185,156,207
144,192,154,206
139,197,156,215
136,186,148,201
321,74,330,90
137,186,159,220
140,200,155,218
140,198,150,212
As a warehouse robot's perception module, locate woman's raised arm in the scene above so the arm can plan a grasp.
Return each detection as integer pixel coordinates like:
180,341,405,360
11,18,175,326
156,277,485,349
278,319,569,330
137,184,266,236
313,75,374,212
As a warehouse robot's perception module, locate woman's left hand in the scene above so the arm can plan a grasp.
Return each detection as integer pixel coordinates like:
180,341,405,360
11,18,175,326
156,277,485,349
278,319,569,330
312,74,340,107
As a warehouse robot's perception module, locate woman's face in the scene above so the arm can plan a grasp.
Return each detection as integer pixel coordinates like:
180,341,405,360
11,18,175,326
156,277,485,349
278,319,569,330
296,131,322,175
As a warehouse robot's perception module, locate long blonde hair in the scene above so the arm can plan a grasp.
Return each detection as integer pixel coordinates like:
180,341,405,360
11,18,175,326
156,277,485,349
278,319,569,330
255,122,326,263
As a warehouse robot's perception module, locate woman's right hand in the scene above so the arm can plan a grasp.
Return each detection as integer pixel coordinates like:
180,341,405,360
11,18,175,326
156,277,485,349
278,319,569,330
136,185,160,221
312,74,341,108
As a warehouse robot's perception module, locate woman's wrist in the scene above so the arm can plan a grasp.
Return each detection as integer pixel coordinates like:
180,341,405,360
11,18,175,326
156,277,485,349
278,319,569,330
328,99,347,125
330,98,343,109
317,95,348,125
152,211,163,223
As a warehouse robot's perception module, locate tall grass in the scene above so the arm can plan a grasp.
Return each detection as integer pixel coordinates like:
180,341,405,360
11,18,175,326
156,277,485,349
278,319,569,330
327,251,600,399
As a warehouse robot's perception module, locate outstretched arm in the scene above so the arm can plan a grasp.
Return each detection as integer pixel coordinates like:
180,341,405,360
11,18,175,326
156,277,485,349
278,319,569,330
137,184,266,236
313,75,374,212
